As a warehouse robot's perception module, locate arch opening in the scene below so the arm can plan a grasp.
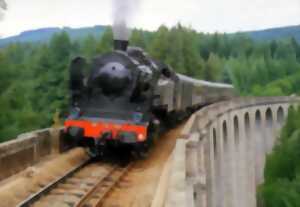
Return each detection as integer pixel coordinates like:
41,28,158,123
277,106,284,124
234,116,239,145
223,121,228,146
266,108,273,128
255,110,262,129
213,128,217,157
245,112,250,139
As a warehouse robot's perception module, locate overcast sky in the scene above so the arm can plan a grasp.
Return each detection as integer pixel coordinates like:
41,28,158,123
0,0,300,38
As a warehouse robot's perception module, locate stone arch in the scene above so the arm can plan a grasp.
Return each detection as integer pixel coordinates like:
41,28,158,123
244,112,251,138
223,121,228,147
254,109,263,186
266,108,273,128
213,128,217,157
234,116,239,145
255,110,262,129
277,106,284,124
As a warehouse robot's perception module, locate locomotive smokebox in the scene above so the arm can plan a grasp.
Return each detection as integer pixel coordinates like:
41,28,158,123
114,40,129,51
96,62,132,96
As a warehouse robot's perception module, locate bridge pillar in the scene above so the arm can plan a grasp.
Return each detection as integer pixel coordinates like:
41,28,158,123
253,109,264,185
226,114,239,207
265,107,275,155
219,116,231,207
215,119,225,207
236,112,249,207
245,109,257,207
206,126,217,207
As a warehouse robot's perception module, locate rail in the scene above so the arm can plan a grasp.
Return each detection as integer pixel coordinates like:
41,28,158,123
17,158,132,207
16,159,91,207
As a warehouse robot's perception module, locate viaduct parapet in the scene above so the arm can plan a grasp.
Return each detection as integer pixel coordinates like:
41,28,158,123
0,127,73,181
163,97,300,207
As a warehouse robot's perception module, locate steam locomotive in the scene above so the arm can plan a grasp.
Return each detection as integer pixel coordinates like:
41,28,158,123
64,40,235,156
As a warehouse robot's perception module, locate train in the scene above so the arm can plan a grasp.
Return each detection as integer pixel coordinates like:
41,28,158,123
64,39,235,157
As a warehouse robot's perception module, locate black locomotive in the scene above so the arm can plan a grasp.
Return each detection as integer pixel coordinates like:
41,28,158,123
64,39,235,156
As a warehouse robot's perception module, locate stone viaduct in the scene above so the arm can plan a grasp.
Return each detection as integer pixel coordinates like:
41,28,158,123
162,96,300,207
1,97,300,207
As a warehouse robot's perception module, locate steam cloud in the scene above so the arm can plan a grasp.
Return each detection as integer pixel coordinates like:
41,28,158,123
0,0,7,10
112,0,139,41
0,0,7,20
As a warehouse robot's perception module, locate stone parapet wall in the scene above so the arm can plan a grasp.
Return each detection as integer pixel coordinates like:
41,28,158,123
0,127,75,181
163,96,300,207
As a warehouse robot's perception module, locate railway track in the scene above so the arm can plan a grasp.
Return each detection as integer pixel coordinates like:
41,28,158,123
17,159,132,207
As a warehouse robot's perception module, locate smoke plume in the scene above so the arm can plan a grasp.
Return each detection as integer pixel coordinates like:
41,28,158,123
0,0,7,20
0,0,7,10
112,0,139,41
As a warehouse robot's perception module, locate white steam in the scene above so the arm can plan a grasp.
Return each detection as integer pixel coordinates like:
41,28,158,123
0,0,7,10
112,0,139,41
0,0,7,21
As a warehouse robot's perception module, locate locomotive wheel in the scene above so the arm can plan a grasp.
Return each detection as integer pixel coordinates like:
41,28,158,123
138,151,148,159
136,148,149,159
86,145,107,158
133,142,149,159
86,146,98,157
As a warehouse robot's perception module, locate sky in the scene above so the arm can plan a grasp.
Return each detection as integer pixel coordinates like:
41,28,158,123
0,0,300,38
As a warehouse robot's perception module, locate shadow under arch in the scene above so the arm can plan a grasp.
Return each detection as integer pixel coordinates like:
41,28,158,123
244,112,250,139
266,108,273,128
277,106,284,124
223,121,228,148
255,110,262,129
234,116,239,145
213,128,217,157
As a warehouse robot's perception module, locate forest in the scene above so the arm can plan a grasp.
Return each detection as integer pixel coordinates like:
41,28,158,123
1,24,300,141
258,106,300,207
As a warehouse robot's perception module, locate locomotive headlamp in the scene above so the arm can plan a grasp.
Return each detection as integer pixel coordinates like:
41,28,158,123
137,133,145,141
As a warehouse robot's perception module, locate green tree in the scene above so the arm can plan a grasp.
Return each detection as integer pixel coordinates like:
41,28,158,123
149,25,169,61
203,53,222,81
130,29,146,48
81,35,98,57
96,27,113,54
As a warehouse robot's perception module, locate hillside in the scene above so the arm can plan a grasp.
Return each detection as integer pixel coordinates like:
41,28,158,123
1,24,300,47
247,25,300,42
0,25,106,47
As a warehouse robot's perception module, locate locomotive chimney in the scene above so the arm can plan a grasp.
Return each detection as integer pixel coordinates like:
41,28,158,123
114,40,129,51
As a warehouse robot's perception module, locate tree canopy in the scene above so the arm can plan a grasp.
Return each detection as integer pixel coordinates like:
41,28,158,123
1,24,300,141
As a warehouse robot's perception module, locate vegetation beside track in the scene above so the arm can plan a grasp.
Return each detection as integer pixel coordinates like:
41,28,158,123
258,106,300,207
